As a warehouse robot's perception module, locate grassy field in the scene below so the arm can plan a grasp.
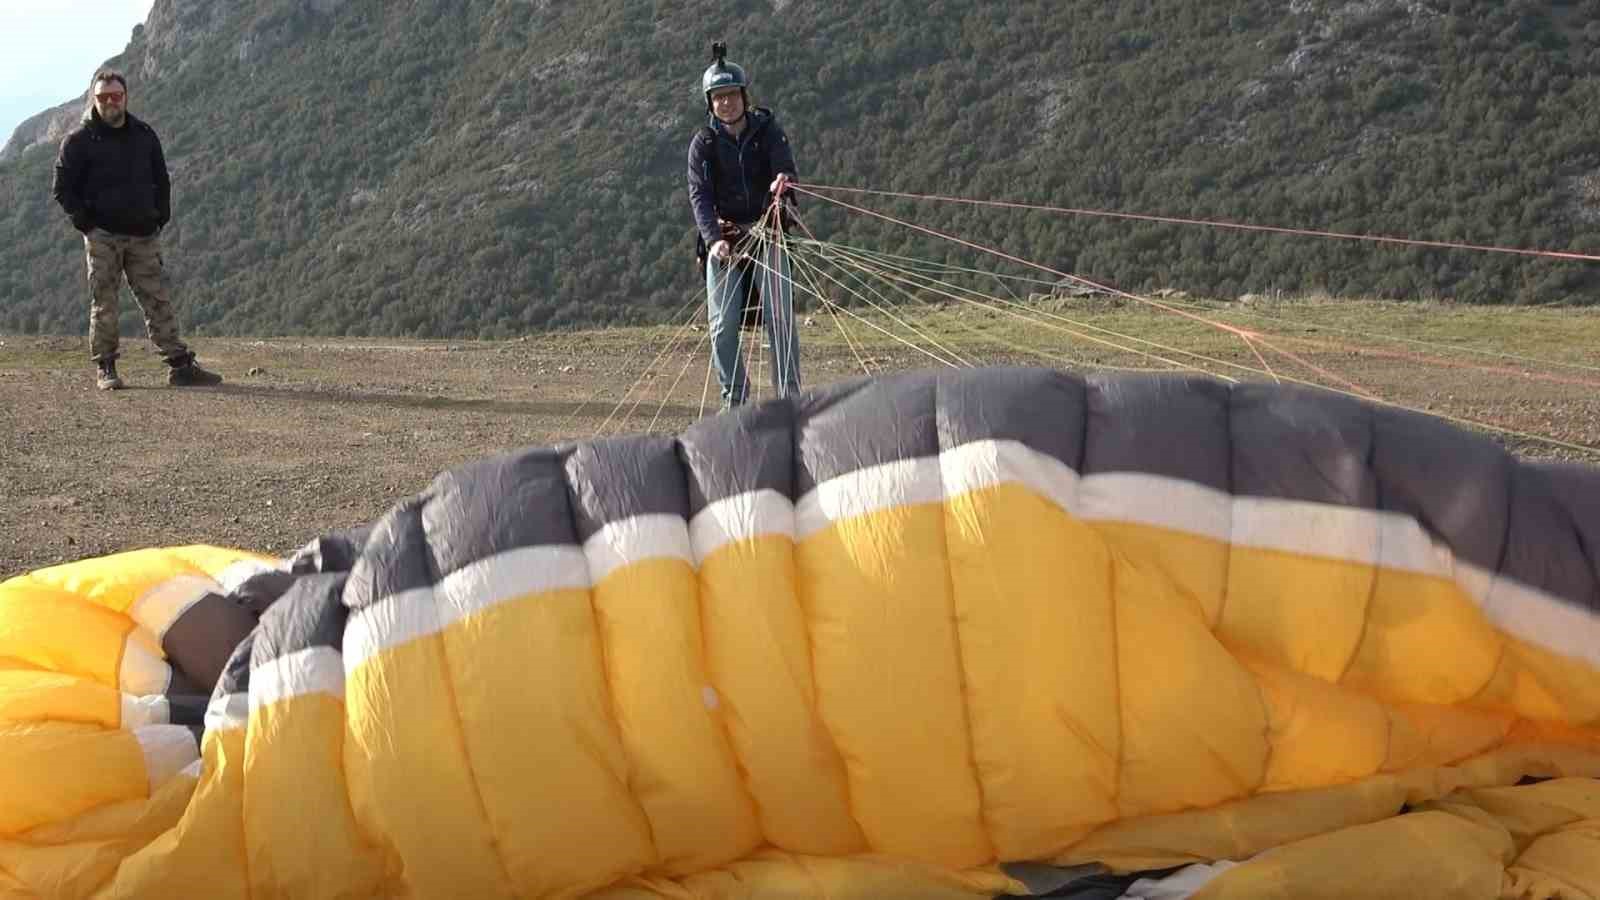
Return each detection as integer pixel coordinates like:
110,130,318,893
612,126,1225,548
3,293,1599,577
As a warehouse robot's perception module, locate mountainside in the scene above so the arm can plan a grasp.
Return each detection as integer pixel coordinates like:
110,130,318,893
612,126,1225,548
3,0,1599,339
0,100,82,166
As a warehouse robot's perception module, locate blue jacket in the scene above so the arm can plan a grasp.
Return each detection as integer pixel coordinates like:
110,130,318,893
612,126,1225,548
686,107,798,250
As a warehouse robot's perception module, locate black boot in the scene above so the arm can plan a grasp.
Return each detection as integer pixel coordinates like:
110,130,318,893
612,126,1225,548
167,355,223,387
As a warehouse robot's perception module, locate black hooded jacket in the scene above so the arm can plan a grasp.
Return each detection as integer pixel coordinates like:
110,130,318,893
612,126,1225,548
686,107,798,250
51,110,171,237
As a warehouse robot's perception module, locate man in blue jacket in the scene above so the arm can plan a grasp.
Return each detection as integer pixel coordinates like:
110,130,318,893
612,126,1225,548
52,70,221,391
687,44,801,411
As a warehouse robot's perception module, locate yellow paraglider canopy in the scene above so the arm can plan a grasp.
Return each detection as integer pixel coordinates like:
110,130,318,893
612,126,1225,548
2,366,1598,899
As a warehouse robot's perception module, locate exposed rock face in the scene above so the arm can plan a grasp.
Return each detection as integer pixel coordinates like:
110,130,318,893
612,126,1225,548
0,100,84,164
138,0,234,83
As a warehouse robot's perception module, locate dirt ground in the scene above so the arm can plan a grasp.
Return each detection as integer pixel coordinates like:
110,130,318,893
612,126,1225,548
3,325,1598,579
0,330,874,577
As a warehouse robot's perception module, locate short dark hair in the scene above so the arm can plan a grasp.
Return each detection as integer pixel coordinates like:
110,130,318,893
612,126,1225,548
92,70,128,92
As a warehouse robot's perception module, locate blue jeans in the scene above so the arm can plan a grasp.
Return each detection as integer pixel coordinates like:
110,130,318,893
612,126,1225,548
706,242,801,409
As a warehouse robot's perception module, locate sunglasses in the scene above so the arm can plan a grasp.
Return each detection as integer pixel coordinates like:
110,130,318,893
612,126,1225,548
95,92,125,102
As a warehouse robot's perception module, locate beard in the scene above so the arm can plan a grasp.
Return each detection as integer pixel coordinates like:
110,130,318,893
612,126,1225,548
100,107,126,127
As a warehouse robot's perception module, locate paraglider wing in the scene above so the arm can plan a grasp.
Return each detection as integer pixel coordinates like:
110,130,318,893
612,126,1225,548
1,365,1597,899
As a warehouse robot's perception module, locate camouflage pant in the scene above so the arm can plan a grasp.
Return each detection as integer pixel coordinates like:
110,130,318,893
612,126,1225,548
84,229,189,365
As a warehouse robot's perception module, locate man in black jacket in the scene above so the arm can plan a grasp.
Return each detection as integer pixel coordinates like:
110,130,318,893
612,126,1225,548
687,44,801,410
52,70,221,391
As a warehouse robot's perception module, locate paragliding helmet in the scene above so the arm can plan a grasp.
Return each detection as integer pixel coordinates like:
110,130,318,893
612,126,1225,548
701,41,748,109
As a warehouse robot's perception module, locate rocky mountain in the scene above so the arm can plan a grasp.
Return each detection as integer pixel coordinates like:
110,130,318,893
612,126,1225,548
2,0,1598,340
1,100,84,165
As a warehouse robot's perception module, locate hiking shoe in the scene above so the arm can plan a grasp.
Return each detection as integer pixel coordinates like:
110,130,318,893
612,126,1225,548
167,360,223,387
96,362,125,391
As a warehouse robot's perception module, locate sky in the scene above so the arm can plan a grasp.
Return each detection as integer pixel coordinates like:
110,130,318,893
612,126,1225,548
0,0,157,144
